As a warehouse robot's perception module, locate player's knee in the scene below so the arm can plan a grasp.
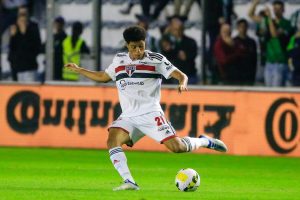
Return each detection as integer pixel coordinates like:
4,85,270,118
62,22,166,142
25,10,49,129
107,128,130,149
170,145,186,153
169,146,183,153
164,138,186,153
106,136,117,149
107,131,119,148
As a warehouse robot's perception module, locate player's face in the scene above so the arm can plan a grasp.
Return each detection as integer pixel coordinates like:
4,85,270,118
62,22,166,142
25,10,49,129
127,40,146,61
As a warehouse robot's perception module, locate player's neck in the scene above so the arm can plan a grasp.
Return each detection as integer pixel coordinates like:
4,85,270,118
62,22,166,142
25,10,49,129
129,52,145,61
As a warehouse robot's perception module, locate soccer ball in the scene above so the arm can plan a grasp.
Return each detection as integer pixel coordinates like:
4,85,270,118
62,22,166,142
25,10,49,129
175,168,200,192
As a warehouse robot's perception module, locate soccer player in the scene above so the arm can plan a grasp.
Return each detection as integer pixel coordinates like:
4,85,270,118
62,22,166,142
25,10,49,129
65,26,228,191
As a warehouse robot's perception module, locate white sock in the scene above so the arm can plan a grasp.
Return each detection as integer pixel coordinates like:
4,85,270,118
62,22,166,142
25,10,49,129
109,147,135,184
181,137,209,152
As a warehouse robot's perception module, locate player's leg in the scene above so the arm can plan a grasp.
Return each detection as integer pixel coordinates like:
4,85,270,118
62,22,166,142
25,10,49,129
163,135,210,153
162,136,188,153
133,112,226,153
163,134,228,153
107,126,140,191
139,112,227,153
107,128,136,184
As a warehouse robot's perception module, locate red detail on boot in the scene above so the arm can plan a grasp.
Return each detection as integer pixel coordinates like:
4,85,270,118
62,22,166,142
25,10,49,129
113,160,120,164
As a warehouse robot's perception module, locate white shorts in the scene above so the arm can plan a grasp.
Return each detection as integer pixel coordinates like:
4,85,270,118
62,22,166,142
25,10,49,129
108,111,177,146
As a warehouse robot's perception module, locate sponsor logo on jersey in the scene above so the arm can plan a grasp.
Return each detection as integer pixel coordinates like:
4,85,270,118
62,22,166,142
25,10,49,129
158,124,170,131
125,65,136,77
119,80,127,90
126,81,144,86
119,80,144,90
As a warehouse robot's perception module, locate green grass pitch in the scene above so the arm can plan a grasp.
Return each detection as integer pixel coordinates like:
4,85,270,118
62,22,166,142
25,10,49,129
0,147,299,200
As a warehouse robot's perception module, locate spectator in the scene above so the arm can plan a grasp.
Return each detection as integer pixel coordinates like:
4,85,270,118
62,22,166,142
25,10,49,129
160,34,177,61
0,0,28,80
160,16,198,84
248,0,269,67
234,19,257,85
173,0,200,21
8,6,41,82
0,0,27,33
249,0,293,87
53,16,67,81
203,0,224,84
214,23,245,85
136,0,169,22
62,21,90,81
120,0,136,15
249,1,268,83
287,20,300,86
27,0,46,23
136,16,158,52
222,0,236,26
159,35,177,83
290,8,300,32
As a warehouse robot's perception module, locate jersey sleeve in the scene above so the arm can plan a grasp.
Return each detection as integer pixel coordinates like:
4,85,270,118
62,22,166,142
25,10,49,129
104,56,118,81
156,56,178,79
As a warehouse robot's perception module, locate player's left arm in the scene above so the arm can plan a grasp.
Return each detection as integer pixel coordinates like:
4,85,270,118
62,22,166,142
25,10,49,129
170,69,188,93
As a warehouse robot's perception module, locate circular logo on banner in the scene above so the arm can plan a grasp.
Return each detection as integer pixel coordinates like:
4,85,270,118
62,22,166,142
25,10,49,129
6,91,40,134
265,98,300,154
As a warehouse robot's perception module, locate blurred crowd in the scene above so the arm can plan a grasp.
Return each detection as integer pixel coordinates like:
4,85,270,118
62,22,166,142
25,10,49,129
0,0,89,82
1,0,300,87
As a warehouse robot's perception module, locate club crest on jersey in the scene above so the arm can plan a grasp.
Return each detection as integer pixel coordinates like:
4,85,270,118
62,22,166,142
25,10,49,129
125,65,136,77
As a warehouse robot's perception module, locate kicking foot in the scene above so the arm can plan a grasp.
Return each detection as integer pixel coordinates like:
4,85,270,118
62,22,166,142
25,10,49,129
199,135,228,152
113,179,140,191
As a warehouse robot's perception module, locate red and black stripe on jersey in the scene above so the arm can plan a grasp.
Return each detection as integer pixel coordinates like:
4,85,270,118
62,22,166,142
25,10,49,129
115,65,162,81
116,73,162,80
115,65,155,73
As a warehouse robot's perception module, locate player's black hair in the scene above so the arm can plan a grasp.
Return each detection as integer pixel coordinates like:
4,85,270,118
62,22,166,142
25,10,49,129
123,26,146,43
236,18,248,27
272,0,284,7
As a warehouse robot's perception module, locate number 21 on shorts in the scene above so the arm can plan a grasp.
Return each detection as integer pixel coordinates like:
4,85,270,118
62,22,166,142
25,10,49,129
155,116,166,126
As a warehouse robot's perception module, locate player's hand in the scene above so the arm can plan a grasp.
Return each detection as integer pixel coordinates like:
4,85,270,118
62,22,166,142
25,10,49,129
178,84,188,94
64,63,81,73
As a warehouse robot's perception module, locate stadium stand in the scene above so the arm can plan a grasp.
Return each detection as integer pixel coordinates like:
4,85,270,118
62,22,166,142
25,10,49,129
1,0,300,83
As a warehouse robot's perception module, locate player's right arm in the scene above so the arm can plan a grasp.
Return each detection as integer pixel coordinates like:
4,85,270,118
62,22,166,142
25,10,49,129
64,63,112,82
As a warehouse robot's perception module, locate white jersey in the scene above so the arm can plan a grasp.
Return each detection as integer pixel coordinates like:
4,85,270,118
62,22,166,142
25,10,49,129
105,50,177,117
